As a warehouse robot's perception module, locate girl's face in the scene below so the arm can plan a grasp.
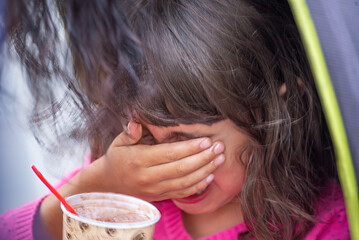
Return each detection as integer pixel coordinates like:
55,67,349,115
143,119,249,215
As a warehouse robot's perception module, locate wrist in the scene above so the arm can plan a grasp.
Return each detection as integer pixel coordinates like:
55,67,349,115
69,156,111,193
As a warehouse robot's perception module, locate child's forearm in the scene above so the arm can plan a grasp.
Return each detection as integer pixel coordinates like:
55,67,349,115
38,159,107,239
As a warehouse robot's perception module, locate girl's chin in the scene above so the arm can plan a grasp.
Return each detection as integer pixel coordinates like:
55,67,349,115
172,198,216,215
172,200,213,215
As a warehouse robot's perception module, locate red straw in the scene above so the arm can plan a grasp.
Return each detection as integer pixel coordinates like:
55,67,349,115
31,165,78,216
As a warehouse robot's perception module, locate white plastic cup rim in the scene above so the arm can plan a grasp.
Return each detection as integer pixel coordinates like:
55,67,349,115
61,192,161,229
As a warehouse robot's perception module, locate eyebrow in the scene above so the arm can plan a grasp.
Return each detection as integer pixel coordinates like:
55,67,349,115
173,131,213,139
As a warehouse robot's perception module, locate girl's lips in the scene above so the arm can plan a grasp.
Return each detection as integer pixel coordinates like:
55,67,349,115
173,184,212,204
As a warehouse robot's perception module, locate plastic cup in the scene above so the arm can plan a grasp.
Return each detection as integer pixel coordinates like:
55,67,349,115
61,192,161,240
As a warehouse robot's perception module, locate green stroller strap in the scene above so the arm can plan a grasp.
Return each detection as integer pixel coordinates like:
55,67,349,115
288,0,359,239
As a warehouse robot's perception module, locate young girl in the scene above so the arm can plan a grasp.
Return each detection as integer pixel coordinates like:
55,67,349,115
1,0,349,239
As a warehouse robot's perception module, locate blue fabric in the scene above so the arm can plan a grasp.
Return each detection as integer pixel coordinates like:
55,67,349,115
0,0,5,75
307,0,359,185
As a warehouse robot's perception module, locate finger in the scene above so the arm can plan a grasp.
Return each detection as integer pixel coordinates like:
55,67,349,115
155,154,223,193
158,173,215,200
146,137,213,165
112,121,143,147
150,142,225,179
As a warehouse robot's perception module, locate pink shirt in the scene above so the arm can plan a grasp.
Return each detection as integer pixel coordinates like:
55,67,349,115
0,165,350,239
153,180,349,239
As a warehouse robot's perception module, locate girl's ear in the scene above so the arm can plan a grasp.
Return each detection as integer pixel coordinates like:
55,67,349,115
278,78,305,101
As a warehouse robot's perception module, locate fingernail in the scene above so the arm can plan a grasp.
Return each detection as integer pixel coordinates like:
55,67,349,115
127,121,138,136
213,154,225,166
213,143,224,154
206,174,214,183
200,138,211,149
126,121,131,135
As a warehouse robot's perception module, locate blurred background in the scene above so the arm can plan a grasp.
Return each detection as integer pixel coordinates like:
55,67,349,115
0,53,83,214
0,53,54,213
0,0,85,214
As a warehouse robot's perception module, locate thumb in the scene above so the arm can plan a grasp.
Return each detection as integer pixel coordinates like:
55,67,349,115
112,121,142,147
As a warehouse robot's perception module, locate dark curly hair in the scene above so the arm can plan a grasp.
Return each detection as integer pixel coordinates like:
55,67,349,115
5,0,336,239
